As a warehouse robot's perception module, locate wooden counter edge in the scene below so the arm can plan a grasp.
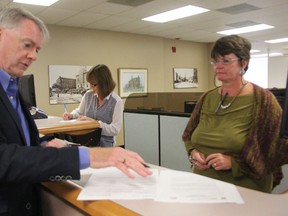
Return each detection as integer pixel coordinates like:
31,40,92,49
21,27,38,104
38,121,99,135
41,181,140,216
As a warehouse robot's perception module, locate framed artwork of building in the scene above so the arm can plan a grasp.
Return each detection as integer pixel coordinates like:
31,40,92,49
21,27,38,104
118,68,148,98
173,68,198,89
49,65,92,104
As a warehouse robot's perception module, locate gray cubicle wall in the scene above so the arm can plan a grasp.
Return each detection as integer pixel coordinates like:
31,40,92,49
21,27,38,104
124,92,201,171
124,112,160,165
124,110,192,172
160,115,191,172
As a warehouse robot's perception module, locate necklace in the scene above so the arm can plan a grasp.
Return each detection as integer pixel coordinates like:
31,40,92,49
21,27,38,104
218,82,248,110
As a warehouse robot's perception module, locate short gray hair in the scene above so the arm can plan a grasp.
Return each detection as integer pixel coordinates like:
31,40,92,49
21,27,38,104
0,7,49,41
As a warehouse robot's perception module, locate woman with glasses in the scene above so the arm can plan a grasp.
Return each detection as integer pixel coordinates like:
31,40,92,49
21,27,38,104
63,64,123,147
182,35,288,193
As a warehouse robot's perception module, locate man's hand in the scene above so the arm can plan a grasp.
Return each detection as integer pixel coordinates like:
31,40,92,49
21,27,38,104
89,147,152,178
42,139,67,148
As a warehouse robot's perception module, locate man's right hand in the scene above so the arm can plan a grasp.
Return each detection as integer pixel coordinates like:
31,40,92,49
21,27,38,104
88,147,152,178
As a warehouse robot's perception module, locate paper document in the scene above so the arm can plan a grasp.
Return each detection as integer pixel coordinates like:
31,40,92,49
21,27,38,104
77,167,244,204
77,167,158,200
155,170,244,204
60,119,78,123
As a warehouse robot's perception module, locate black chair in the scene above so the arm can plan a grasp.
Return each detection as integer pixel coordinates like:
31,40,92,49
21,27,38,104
54,128,102,147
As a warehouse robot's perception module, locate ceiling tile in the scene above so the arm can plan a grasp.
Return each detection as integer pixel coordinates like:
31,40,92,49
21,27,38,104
1,0,288,53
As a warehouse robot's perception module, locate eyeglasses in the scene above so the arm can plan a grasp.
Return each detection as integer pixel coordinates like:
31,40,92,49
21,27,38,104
90,83,98,87
210,58,240,65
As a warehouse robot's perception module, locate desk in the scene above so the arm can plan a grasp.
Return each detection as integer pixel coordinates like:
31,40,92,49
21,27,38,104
35,116,99,135
40,166,288,216
40,181,139,216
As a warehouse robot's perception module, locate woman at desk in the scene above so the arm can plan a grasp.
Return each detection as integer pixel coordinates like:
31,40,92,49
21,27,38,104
182,35,288,193
63,64,123,147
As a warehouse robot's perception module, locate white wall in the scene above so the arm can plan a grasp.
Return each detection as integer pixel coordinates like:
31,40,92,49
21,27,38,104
245,57,268,88
242,56,288,89
268,56,288,88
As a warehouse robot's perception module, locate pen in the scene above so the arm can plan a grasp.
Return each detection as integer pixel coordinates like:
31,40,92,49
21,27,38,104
142,163,150,168
65,142,81,147
64,103,68,113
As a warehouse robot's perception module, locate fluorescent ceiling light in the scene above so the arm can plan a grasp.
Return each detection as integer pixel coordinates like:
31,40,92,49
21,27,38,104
265,38,288,44
251,52,283,58
250,49,260,53
13,0,59,6
217,24,274,35
142,5,210,23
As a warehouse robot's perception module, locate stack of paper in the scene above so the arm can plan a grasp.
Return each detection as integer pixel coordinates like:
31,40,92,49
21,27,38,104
77,167,244,204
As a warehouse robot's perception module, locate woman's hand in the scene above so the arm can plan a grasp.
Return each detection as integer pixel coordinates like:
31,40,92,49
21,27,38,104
189,149,210,170
206,153,232,170
63,112,72,120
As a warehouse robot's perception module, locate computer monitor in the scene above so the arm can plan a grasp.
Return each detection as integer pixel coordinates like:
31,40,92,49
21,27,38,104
280,72,288,138
18,74,37,108
184,101,196,113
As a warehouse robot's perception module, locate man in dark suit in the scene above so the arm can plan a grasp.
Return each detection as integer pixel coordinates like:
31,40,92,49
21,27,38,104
0,7,151,216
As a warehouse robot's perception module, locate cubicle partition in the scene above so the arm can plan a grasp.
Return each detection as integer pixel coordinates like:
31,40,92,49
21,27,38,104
123,92,202,172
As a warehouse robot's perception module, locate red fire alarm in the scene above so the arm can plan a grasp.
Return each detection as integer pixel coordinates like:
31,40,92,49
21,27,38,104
172,46,176,53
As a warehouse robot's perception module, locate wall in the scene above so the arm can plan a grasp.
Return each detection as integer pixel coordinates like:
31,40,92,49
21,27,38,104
26,25,209,144
268,56,288,88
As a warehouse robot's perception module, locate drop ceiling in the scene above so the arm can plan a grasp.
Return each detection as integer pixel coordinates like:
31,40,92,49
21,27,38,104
2,0,288,55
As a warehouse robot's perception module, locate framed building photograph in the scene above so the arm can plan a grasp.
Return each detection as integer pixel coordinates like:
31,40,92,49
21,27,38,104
49,65,92,104
118,68,148,98
173,68,198,89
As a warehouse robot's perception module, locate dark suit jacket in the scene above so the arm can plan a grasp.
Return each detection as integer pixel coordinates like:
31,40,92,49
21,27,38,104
0,84,81,216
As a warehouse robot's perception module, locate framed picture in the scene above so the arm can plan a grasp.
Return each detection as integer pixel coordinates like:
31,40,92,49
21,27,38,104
118,68,148,98
49,65,92,104
173,68,198,89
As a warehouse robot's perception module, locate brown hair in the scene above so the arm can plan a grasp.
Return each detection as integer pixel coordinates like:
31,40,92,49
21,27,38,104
86,64,116,98
211,35,251,71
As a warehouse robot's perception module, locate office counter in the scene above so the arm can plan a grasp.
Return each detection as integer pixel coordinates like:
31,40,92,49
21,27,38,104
116,187,288,216
35,116,99,135
40,181,139,216
40,170,288,216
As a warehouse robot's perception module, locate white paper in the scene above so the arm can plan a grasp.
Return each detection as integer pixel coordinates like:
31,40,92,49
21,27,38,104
77,167,158,200
77,167,244,204
60,119,78,123
155,170,244,204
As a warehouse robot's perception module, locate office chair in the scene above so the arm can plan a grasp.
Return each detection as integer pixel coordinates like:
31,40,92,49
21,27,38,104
54,128,102,147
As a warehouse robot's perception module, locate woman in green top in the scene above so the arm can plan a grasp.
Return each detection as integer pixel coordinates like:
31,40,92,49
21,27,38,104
182,35,288,193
